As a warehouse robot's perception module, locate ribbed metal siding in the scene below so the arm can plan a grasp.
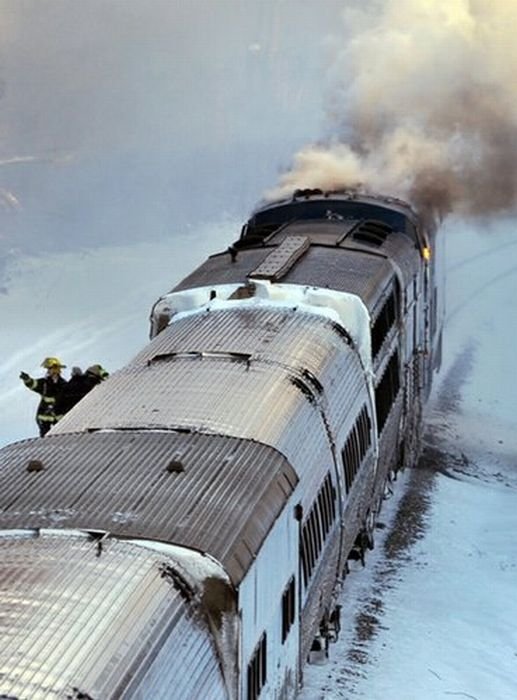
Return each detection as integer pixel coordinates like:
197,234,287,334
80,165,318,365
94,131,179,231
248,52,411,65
380,234,422,285
134,307,350,378
138,308,368,449
0,432,297,584
0,531,227,700
54,356,337,498
279,247,393,307
52,305,364,514
174,248,266,291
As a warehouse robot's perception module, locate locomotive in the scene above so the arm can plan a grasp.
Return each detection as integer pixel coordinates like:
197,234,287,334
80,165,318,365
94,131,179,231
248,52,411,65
0,189,443,699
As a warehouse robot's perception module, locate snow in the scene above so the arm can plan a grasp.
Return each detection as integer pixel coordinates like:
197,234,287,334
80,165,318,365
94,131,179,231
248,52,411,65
154,280,372,370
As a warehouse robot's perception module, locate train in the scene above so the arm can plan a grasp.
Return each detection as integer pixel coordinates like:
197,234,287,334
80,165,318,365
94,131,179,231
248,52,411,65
0,189,444,699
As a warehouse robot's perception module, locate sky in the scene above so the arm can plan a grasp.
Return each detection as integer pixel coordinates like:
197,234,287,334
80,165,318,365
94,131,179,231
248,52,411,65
1,1,517,697
0,0,343,285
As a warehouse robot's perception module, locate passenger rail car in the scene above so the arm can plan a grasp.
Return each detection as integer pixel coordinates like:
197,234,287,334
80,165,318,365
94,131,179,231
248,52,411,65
0,190,443,699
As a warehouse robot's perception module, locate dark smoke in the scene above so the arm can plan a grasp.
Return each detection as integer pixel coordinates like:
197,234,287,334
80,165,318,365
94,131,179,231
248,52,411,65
269,0,517,226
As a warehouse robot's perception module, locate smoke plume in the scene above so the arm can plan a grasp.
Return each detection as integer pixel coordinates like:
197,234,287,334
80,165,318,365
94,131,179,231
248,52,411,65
269,0,517,224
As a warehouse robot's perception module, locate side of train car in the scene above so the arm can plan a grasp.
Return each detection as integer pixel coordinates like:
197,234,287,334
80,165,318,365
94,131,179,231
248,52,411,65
0,190,444,699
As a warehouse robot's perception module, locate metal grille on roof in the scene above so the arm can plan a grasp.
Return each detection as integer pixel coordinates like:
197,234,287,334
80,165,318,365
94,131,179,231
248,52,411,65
264,218,359,246
248,235,310,281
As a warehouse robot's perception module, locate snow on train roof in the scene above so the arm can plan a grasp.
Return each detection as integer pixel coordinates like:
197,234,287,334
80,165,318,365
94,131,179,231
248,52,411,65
150,281,371,371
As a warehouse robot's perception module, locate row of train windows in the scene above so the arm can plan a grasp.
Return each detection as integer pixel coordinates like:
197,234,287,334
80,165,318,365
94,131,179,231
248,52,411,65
301,473,337,589
375,349,400,433
247,576,296,700
341,405,372,494
371,287,398,359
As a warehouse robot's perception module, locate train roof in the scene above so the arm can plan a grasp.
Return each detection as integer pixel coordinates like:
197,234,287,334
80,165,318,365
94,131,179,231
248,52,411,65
0,307,367,577
173,216,421,311
0,430,297,585
0,530,228,699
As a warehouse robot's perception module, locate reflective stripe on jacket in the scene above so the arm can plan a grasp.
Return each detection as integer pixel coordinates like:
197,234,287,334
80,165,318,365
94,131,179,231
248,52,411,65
22,375,67,422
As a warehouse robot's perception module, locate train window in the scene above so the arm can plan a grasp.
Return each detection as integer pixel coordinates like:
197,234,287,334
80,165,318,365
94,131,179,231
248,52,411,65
375,350,400,433
304,517,314,577
352,425,361,478
362,407,372,456
308,512,319,572
318,489,330,536
431,286,438,337
301,528,310,587
371,285,398,359
281,577,296,643
342,441,351,493
301,473,338,589
315,502,326,551
341,406,372,494
359,410,367,457
310,515,318,570
327,477,337,522
247,632,267,700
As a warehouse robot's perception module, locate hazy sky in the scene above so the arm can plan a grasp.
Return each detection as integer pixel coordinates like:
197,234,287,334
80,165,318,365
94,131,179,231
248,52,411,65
0,0,344,284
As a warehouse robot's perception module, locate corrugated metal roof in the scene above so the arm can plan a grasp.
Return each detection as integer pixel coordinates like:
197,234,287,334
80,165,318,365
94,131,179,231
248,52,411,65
0,431,297,584
0,531,228,700
52,304,367,511
134,308,350,380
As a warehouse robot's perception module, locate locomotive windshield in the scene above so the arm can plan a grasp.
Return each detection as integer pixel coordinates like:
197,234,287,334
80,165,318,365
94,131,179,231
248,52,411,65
243,199,418,243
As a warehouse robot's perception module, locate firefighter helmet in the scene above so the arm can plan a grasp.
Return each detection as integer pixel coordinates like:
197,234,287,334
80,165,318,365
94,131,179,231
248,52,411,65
41,357,66,369
86,364,109,379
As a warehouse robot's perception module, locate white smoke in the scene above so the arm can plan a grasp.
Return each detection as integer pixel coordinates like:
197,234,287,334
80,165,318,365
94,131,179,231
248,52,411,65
269,0,517,224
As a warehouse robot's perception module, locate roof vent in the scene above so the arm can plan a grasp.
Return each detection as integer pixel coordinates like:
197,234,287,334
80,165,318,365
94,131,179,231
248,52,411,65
352,220,393,247
27,459,44,473
166,458,185,474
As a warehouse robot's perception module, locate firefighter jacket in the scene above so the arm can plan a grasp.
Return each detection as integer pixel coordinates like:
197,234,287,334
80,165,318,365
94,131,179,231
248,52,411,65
55,374,93,415
21,374,67,426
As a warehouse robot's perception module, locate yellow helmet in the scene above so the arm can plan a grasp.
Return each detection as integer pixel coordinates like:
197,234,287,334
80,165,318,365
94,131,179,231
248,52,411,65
41,357,66,369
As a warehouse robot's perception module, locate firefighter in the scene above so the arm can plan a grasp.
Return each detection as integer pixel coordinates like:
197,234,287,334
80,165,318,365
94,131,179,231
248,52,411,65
20,357,67,436
55,366,88,415
55,364,108,416
84,364,109,389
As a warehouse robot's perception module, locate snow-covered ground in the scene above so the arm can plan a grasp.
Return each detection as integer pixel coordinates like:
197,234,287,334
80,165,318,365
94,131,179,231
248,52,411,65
300,216,517,699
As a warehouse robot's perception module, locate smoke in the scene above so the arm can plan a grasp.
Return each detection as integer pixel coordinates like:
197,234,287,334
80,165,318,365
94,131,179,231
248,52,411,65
269,0,517,224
